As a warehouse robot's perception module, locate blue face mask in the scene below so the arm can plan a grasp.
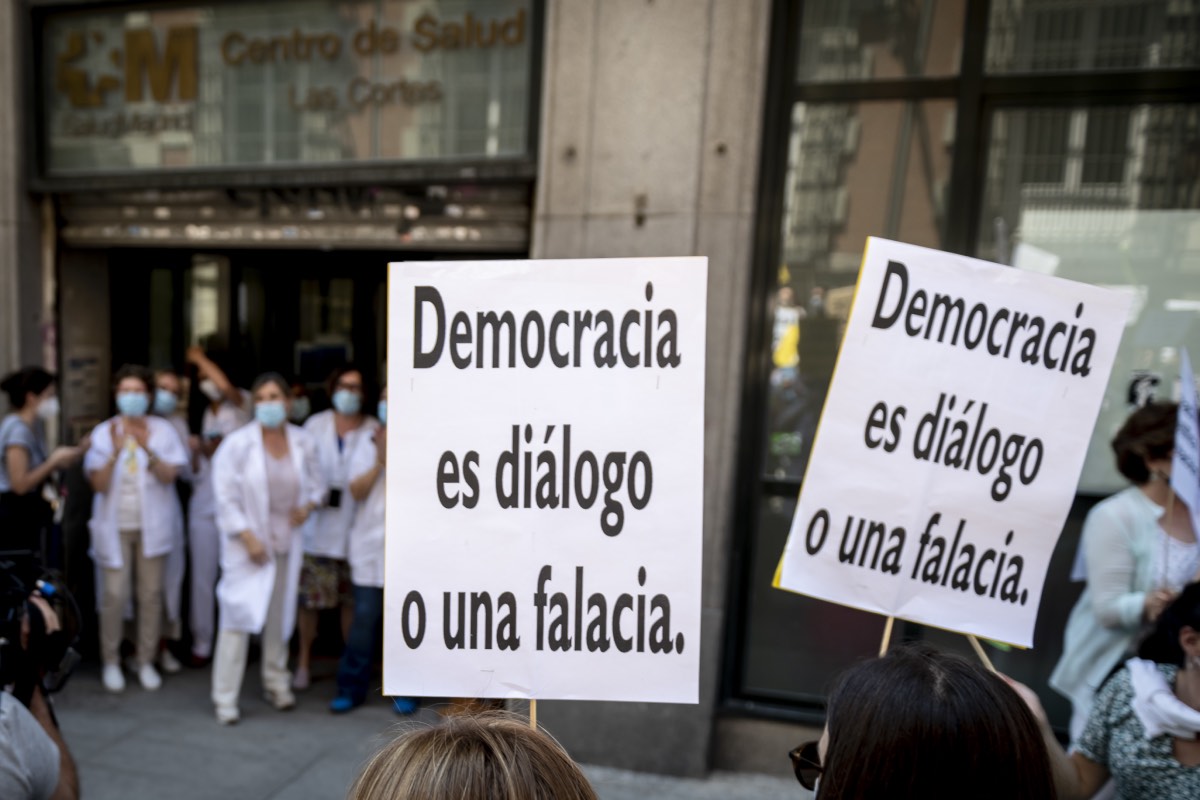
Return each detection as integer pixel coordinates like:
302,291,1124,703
377,400,387,426
331,389,362,415
255,401,287,429
154,388,178,415
116,392,149,418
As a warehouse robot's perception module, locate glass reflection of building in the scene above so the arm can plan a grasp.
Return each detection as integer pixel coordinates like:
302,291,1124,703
733,0,1200,729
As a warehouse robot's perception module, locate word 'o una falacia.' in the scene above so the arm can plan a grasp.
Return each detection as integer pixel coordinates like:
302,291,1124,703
804,508,1029,605
393,565,684,655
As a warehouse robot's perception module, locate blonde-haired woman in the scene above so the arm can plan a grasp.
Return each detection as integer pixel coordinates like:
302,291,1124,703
210,373,323,724
349,712,597,800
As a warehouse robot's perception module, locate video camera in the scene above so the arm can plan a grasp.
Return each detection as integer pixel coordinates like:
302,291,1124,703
0,550,81,708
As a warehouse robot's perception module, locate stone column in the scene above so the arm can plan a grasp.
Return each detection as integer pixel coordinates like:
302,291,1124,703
0,3,49,383
531,0,770,776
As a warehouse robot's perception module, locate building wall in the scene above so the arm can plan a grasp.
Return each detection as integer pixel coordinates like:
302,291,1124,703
531,0,770,776
0,2,45,383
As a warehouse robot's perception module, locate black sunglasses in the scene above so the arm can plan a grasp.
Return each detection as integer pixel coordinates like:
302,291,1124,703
788,740,822,791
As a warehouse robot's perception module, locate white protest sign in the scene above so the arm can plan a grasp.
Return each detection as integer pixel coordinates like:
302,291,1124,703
384,258,706,702
1171,349,1200,534
774,238,1132,647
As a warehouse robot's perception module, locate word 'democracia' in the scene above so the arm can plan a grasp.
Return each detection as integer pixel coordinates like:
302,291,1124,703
412,283,682,370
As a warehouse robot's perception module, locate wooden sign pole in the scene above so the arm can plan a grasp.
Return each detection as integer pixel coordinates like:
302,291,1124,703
878,616,895,657
529,699,538,730
967,635,996,673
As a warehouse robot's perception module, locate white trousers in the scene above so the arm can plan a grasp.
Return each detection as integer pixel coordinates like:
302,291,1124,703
188,514,220,658
210,560,291,711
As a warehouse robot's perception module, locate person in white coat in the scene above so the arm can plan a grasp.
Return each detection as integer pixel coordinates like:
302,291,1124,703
210,373,323,724
294,365,378,690
84,365,188,694
184,346,250,665
152,368,194,676
330,387,416,714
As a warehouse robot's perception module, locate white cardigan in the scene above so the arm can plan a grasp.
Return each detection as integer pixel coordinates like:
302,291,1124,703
1050,487,1165,731
301,409,378,559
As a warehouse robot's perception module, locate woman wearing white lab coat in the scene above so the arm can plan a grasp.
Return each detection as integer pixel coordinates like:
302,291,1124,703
210,373,323,724
84,365,188,695
294,365,378,690
184,346,251,664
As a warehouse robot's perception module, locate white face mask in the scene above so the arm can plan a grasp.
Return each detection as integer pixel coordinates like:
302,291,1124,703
199,379,223,403
36,395,60,420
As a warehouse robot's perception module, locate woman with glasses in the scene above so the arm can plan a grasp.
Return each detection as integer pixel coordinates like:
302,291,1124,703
788,643,1056,798
210,372,324,724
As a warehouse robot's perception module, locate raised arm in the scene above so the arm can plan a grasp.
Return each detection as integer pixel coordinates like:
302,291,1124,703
1002,675,1109,800
187,346,242,408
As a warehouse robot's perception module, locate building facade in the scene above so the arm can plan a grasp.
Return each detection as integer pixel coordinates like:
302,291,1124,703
2,0,1198,780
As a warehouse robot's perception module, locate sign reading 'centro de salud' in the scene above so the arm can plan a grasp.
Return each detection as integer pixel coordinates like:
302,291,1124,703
40,0,532,176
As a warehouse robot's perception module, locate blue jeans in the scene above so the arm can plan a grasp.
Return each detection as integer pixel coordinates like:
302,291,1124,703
336,585,382,704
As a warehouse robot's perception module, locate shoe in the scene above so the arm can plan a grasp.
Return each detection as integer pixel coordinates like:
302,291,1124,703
264,689,296,711
160,650,183,674
215,705,240,725
137,663,162,691
102,663,125,693
188,652,212,669
330,694,360,714
392,696,418,715
291,666,310,691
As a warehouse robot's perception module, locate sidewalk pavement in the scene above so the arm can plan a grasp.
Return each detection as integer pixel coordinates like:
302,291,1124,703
51,660,805,800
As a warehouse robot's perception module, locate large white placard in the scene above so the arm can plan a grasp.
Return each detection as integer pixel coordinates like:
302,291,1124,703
775,238,1132,647
384,258,706,702
1171,349,1200,535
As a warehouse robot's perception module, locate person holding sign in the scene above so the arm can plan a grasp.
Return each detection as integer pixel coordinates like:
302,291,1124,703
330,386,417,715
788,643,1056,798
1015,583,1200,799
210,373,324,724
295,365,378,691
1051,402,1200,742
348,711,598,800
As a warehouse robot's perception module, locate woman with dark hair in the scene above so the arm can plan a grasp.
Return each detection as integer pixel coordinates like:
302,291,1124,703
294,364,377,691
330,384,416,715
789,643,1056,799
0,367,85,553
184,346,250,667
83,365,189,693
210,372,323,724
1015,582,1200,799
1051,402,1199,742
